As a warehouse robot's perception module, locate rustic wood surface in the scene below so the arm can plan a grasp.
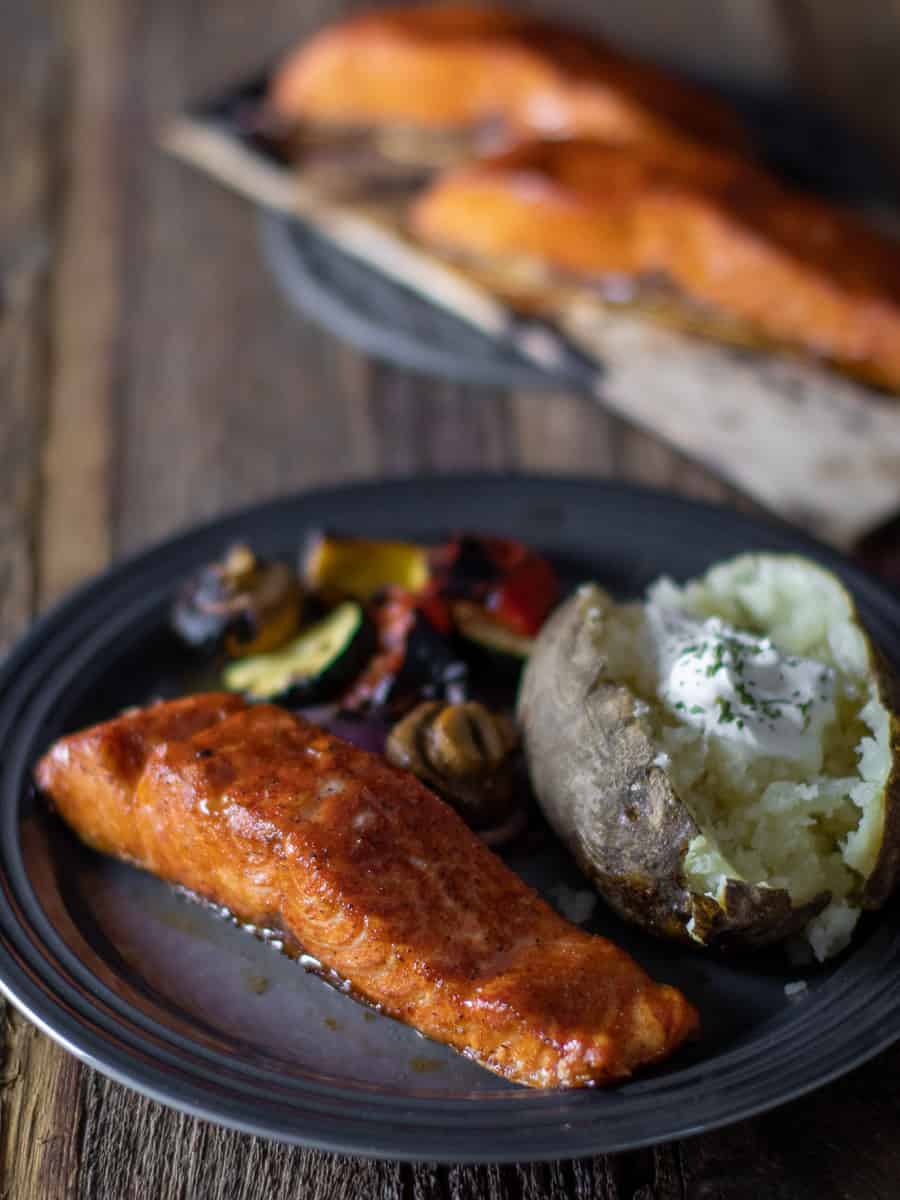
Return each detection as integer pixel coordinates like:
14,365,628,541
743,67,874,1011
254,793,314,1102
2,1,900,1197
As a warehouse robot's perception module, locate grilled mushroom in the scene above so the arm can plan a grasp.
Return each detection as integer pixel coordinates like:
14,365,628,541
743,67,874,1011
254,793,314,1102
386,700,521,836
172,544,302,657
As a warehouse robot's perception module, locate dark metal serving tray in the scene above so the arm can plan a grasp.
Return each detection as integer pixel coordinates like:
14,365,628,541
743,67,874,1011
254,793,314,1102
1,475,899,1161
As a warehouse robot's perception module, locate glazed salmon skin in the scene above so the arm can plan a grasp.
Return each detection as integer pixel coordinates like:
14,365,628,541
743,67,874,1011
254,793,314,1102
36,694,698,1088
267,2,747,158
411,138,900,392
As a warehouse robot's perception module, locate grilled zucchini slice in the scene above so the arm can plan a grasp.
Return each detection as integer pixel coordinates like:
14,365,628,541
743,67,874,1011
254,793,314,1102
224,601,371,703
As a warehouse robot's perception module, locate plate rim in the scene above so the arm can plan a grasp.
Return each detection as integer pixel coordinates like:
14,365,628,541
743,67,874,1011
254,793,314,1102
258,211,565,392
2,472,900,1162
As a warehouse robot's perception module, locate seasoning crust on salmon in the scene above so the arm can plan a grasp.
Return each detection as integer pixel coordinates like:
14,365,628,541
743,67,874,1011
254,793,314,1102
267,2,747,160
35,694,698,1088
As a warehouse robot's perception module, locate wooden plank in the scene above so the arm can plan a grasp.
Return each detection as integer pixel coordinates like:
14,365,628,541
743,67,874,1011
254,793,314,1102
77,1075,407,1200
511,390,619,477
366,363,516,474
676,1040,900,1200
0,8,84,1200
0,8,53,648
0,1011,82,1200
0,234,47,650
37,0,129,606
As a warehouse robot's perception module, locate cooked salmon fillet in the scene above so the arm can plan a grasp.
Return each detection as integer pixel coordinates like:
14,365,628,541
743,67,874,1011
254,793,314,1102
411,138,900,392
267,3,746,162
35,694,698,1088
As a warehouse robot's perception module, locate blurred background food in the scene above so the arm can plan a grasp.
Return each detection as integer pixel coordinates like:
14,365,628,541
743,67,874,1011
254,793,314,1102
266,3,750,161
163,2,900,550
261,4,900,393
244,2,900,399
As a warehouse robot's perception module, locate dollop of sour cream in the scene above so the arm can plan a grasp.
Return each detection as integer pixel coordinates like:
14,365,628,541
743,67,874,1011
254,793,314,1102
644,605,836,764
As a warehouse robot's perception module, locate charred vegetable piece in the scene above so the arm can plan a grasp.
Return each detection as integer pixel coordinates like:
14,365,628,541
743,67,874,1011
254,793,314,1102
172,544,302,657
453,601,534,663
223,601,371,703
303,534,429,602
341,591,466,712
386,611,468,709
485,548,559,637
340,588,419,710
431,535,501,596
386,700,519,833
431,535,559,636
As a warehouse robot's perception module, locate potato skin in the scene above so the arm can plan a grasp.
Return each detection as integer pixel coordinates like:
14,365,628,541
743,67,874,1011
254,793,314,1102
861,645,900,909
517,584,828,950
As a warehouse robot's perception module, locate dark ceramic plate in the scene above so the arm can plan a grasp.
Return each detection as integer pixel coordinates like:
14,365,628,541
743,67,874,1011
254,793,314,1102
1,476,899,1161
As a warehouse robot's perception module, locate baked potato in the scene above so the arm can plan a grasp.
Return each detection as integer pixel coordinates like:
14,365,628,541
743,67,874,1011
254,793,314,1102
518,554,900,959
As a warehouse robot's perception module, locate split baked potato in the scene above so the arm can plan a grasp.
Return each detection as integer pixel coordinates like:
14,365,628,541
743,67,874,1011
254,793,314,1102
518,554,900,959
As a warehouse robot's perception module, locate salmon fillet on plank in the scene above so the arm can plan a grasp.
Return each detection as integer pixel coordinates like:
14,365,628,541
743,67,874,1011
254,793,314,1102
411,138,900,392
35,694,698,1088
268,3,746,158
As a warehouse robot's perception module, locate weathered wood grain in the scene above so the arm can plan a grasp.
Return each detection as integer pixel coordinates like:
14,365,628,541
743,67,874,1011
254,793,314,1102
0,11,85,1200
677,1038,900,1200
77,1075,407,1200
3,0,900,1197
511,390,618,477
0,8,53,647
37,0,127,606
0,234,46,649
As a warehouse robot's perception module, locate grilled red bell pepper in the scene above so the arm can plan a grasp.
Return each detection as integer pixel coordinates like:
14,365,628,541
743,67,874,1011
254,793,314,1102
430,534,559,637
485,549,559,636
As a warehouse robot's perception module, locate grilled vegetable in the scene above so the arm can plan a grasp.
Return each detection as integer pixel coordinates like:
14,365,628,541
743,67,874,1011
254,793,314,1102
432,535,502,595
303,534,429,602
223,601,371,703
431,534,559,636
453,600,534,667
341,591,466,712
487,546,559,637
172,544,301,657
387,610,468,708
340,588,418,710
387,700,519,831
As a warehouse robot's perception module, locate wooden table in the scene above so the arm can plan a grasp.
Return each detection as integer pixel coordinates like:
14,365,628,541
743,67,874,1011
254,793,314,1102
4,2,900,1197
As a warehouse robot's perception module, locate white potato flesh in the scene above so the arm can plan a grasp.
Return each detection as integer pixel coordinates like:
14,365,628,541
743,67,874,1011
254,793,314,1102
610,555,892,960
